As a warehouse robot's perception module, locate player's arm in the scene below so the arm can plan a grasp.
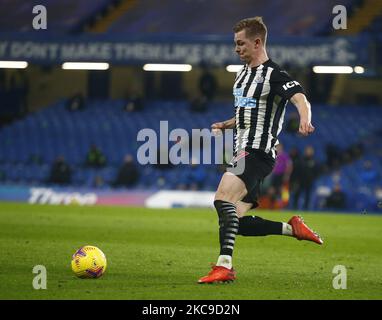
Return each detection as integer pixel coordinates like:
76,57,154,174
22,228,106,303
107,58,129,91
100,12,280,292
211,117,235,135
290,93,315,136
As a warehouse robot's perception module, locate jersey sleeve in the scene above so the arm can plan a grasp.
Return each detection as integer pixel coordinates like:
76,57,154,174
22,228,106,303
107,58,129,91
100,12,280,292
273,69,305,100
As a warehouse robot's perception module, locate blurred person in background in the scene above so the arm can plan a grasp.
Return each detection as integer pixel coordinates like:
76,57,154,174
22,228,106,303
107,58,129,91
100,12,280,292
285,111,300,134
113,154,140,188
270,143,292,200
48,156,71,185
191,63,217,113
199,62,217,102
288,147,301,184
291,145,320,210
325,143,342,170
85,144,107,168
324,183,347,210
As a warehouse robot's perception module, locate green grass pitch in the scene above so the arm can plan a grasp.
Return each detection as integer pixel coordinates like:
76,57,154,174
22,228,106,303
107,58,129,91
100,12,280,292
0,202,381,300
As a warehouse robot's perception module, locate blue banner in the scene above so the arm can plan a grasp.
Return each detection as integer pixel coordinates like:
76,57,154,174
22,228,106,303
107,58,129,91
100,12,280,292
0,33,370,66
0,184,153,206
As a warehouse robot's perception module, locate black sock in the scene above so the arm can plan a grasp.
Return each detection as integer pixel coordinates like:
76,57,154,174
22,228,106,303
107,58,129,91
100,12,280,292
238,215,282,236
214,200,239,257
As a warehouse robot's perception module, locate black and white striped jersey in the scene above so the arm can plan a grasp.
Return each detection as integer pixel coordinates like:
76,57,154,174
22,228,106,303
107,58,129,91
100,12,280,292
233,59,304,159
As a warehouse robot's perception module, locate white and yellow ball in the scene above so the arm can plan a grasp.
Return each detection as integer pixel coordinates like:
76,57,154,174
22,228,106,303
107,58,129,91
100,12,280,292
71,245,107,279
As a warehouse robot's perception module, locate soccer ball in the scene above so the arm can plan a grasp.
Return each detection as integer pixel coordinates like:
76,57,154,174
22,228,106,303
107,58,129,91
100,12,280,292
71,245,107,279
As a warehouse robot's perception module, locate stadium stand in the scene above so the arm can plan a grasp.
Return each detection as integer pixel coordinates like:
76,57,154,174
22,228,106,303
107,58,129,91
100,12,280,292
108,0,355,36
0,0,358,36
0,98,381,210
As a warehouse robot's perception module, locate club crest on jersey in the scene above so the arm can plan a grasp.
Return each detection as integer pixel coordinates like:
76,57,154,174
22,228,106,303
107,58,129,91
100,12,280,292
233,88,257,107
254,74,264,83
233,88,243,96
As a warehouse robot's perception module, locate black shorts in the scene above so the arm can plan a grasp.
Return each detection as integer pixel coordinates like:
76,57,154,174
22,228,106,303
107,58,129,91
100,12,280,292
226,148,275,209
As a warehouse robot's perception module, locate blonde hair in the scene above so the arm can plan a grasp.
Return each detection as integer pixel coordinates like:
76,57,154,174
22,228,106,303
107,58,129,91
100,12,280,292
233,17,267,45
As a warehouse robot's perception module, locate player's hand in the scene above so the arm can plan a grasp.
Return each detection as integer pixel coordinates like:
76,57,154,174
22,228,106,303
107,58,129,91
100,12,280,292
299,120,315,136
211,122,225,136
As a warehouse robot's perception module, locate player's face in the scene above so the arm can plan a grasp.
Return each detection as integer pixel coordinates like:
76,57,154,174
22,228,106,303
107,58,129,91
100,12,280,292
234,30,258,63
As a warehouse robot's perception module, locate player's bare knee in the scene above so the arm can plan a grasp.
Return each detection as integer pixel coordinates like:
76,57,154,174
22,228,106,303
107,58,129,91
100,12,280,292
214,189,238,204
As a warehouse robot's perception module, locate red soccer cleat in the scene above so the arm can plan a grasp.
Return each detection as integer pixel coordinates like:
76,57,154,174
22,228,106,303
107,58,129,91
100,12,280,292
198,265,236,284
288,215,323,245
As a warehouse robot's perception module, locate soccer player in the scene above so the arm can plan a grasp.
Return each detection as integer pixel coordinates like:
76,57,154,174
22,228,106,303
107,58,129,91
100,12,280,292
198,17,323,284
